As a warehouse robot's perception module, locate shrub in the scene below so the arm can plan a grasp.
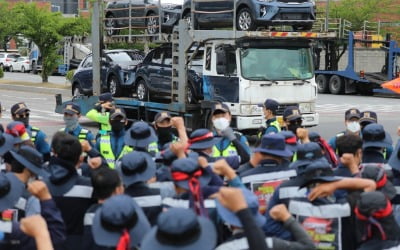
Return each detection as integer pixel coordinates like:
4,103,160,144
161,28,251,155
66,69,75,82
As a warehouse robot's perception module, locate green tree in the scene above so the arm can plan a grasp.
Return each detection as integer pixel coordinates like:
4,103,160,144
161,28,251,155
0,1,19,52
328,0,391,30
13,3,90,83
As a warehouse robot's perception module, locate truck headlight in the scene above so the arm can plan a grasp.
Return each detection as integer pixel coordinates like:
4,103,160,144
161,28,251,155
299,102,315,113
240,104,263,115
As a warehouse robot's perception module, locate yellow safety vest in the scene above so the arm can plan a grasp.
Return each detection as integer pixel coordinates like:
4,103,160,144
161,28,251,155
99,134,133,169
59,128,90,143
270,120,282,133
212,143,238,157
30,126,40,143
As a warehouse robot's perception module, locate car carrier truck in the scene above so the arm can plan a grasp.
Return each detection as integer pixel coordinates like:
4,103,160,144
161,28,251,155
56,0,336,132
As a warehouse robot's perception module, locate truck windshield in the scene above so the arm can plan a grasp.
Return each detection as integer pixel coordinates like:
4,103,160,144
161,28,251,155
240,47,313,81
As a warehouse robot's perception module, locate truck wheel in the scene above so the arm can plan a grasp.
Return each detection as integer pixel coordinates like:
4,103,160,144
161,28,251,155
108,75,122,97
237,8,256,31
136,80,149,101
146,13,159,35
316,74,329,93
329,75,344,94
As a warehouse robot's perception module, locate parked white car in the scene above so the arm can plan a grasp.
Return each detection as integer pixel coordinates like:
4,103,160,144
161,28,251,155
9,56,31,73
0,53,20,71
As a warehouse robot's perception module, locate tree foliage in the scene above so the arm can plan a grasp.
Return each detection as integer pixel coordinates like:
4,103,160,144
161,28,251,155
0,1,19,52
328,0,392,31
11,3,90,82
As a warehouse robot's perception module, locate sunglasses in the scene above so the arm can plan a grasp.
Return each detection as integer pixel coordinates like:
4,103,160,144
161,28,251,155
290,119,303,126
16,113,29,118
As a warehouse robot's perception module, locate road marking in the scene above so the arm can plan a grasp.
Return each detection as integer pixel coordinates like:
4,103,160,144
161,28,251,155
317,104,400,113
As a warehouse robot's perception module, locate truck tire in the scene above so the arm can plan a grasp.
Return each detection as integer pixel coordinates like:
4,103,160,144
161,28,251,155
236,8,256,31
136,79,149,101
329,75,344,95
316,74,329,93
108,75,122,97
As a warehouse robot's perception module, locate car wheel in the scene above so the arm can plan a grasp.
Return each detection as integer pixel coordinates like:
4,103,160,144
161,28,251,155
105,14,118,36
237,8,256,31
9,66,12,72
146,13,159,34
108,75,122,97
329,75,344,95
72,83,83,97
187,83,197,104
136,79,149,101
21,66,25,73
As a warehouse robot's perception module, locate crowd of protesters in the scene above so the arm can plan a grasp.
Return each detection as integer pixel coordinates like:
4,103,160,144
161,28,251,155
0,93,400,250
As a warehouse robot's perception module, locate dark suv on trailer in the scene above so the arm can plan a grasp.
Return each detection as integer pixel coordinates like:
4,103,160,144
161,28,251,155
134,44,203,103
71,49,144,97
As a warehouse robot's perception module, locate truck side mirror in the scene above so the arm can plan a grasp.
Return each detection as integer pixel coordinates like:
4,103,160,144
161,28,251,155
216,47,227,75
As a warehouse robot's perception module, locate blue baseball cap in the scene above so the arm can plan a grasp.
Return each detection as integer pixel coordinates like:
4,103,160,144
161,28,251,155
92,194,151,248
124,121,158,148
188,129,221,150
290,142,324,173
254,134,293,158
258,99,279,112
117,151,156,186
141,208,217,250
216,188,266,228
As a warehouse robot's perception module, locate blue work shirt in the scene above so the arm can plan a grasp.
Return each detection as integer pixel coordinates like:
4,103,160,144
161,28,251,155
95,129,126,158
62,125,95,147
27,125,50,156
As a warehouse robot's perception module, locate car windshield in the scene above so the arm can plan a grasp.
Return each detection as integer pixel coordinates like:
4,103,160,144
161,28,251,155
107,51,143,62
240,47,313,81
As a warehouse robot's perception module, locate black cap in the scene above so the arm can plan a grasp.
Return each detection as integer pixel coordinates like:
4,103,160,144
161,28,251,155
99,92,113,102
258,99,279,112
359,164,396,200
211,103,230,115
109,108,126,120
283,106,301,121
154,111,171,123
345,108,361,120
360,111,378,125
11,102,30,115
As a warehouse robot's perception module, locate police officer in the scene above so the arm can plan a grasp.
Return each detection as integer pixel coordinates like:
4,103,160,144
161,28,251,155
328,108,361,151
359,110,378,131
259,98,281,136
86,92,114,136
211,103,250,164
96,108,131,169
11,102,50,160
60,102,95,146
153,111,188,150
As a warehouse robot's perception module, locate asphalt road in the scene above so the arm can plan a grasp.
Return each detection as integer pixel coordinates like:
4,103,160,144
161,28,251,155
0,90,399,145
2,71,67,85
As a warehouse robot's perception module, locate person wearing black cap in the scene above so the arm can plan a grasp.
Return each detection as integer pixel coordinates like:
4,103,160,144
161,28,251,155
44,132,94,250
282,106,303,135
328,108,361,151
91,194,151,249
96,108,133,169
8,145,48,219
362,123,393,164
355,191,400,249
262,143,326,239
60,102,95,146
86,92,114,136
359,111,378,131
10,102,50,161
124,121,159,156
141,207,217,250
153,111,188,150
0,180,66,250
258,98,281,136
211,103,251,164
82,167,124,250
117,151,162,225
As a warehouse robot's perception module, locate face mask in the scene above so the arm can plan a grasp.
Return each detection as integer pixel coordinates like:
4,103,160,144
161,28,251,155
64,116,79,130
110,121,125,132
347,121,360,133
15,117,29,127
157,126,173,144
213,117,230,131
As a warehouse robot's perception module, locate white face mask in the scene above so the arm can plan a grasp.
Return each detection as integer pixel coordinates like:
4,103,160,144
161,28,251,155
212,117,230,131
347,121,361,133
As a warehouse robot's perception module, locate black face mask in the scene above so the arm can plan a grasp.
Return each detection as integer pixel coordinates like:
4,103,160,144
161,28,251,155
157,126,173,145
110,121,125,132
15,117,29,127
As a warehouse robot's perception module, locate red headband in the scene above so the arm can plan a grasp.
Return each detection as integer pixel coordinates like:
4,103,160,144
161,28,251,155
116,229,130,250
172,169,204,215
376,173,388,189
285,136,297,145
188,132,214,145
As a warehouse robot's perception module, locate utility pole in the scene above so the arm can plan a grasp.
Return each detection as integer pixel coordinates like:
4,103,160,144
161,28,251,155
91,0,101,96
325,0,330,32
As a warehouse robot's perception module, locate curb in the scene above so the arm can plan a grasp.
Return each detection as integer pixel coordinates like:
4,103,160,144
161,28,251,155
0,83,71,97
